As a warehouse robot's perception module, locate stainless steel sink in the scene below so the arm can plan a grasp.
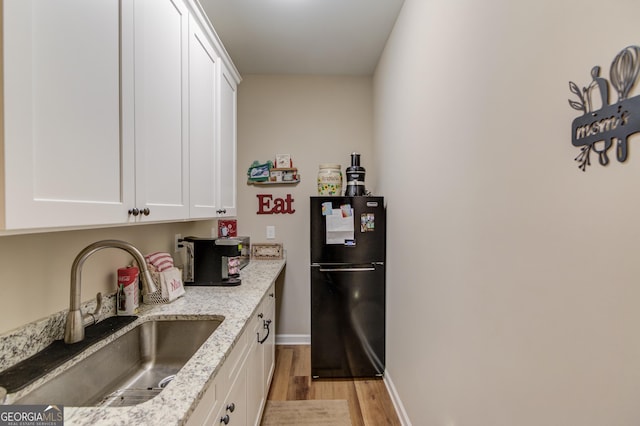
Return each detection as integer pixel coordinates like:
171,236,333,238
14,316,223,407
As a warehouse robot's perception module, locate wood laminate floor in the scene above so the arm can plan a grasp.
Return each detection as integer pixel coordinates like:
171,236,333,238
267,345,401,426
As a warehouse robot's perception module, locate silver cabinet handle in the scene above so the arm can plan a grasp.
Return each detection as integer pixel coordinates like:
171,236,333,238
318,267,375,272
257,319,271,344
128,208,151,216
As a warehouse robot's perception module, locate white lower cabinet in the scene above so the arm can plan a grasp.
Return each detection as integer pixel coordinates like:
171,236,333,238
246,312,265,426
187,287,276,426
186,330,247,426
249,286,276,425
262,289,276,392
216,366,248,426
187,375,222,425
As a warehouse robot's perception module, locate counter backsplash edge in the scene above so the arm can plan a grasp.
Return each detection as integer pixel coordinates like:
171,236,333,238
0,295,117,373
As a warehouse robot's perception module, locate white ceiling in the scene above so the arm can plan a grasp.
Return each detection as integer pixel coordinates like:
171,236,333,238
199,0,405,76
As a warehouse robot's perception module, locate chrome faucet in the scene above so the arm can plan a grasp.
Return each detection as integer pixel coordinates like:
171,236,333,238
64,239,158,344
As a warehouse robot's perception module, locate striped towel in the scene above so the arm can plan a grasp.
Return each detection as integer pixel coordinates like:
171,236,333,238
144,252,174,272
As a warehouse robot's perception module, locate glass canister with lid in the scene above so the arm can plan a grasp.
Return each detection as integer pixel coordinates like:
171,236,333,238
317,164,343,195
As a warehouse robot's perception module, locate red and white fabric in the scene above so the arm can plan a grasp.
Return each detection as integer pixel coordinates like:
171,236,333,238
144,252,174,272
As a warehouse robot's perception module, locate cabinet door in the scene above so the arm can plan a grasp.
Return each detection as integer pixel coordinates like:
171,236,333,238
185,377,221,426
263,289,276,390
248,290,276,426
217,64,238,217
132,0,189,222
3,0,134,229
222,365,247,426
188,16,220,219
247,312,265,426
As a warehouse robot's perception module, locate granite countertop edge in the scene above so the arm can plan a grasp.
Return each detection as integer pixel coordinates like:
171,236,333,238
4,259,285,426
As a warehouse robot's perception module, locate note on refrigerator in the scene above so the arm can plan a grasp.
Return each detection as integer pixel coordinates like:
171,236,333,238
326,207,354,244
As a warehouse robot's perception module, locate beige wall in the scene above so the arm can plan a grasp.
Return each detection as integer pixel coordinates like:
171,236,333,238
236,75,374,338
375,0,640,425
0,220,216,334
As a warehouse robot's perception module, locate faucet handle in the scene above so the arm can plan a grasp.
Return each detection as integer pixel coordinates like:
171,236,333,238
82,292,103,328
92,292,103,317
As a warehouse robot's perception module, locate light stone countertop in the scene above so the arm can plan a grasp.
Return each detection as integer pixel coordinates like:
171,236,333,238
4,259,285,426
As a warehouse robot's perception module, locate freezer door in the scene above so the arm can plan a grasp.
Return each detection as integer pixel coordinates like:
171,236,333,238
310,196,386,264
311,263,385,378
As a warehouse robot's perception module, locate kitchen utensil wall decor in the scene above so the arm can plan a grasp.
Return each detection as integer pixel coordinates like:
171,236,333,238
568,45,640,171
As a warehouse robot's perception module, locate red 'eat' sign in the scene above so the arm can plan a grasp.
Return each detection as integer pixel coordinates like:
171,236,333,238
256,194,295,214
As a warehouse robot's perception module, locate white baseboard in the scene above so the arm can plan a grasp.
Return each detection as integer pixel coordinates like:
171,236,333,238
383,371,412,426
275,334,310,345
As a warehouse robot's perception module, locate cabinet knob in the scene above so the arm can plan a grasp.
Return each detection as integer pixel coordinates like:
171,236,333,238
226,402,235,413
269,292,275,298
217,209,227,214
258,313,264,319
220,414,230,425
142,208,150,216
128,208,139,216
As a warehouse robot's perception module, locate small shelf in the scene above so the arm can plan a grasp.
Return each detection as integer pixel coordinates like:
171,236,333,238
248,178,300,186
248,167,300,185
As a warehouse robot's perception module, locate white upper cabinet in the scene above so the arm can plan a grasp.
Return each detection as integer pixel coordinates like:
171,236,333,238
3,0,134,229
217,64,238,217
189,16,238,219
188,15,220,219
129,0,190,222
1,0,241,231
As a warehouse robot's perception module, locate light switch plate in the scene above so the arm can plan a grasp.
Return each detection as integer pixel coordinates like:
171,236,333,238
266,225,276,239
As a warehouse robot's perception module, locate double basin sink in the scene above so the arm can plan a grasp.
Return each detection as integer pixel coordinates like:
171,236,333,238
11,316,222,407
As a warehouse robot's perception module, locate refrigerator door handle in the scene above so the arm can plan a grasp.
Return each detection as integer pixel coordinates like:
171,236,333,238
318,267,376,272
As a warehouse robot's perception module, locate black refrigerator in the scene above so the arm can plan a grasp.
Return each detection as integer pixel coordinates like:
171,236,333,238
310,196,385,379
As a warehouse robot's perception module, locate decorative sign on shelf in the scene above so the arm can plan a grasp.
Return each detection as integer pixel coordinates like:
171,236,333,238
251,243,284,260
568,45,640,171
257,194,295,215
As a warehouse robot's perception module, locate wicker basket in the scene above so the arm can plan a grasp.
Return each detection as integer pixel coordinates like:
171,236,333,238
142,268,185,305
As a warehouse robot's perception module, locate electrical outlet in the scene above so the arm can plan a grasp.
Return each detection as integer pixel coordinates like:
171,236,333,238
266,225,276,239
174,234,182,252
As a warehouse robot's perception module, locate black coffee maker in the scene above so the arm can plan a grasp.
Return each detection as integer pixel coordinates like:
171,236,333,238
183,237,242,286
344,152,366,196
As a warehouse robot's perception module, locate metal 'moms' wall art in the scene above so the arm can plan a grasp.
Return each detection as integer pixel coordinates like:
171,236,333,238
568,45,640,171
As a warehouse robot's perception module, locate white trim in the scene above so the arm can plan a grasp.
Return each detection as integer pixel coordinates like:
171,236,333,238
275,334,310,345
383,371,412,426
